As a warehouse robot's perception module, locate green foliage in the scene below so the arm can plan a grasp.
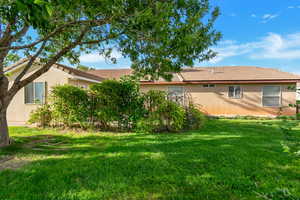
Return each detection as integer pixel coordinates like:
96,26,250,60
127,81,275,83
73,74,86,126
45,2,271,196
184,103,206,130
90,77,144,130
51,85,90,128
28,104,52,128
157,100,186,132
137,90,200,133
142,90,167,112
29,83,205,133
1,0,220,78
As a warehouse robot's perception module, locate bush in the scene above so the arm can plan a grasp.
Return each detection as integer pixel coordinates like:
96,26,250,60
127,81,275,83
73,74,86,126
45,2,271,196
30,81,206,133
157,100,186,132
184,103,206,130
90,77,144,130
136,90,186,133
28,104,52,128
51,85,90,128
143,90,167,112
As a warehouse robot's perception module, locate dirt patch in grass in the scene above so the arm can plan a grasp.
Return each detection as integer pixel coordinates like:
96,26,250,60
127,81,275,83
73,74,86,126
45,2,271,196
24,135,71,152
23,135,55,148
0,156,31,171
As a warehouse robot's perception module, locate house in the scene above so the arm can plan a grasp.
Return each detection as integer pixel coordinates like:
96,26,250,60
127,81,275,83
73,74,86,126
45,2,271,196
6,60,104,125
89,66,300,117
5,60,300,125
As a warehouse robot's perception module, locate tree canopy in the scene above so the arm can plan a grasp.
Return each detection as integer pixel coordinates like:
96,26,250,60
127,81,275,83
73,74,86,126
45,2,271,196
0,0,221,146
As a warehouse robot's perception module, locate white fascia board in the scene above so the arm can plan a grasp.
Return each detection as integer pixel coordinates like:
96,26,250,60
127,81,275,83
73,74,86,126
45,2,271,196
70,75,101,83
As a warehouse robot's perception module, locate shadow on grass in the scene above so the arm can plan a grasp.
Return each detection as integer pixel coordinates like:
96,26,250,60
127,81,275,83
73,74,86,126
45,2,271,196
0,120,299,200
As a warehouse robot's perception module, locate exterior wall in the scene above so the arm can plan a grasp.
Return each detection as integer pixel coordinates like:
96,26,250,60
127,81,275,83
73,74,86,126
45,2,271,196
7,67,98,126
7,67,70,125
141,83,296,117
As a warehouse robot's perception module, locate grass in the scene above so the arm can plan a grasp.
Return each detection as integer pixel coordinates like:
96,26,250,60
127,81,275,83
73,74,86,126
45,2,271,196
0,119,299,200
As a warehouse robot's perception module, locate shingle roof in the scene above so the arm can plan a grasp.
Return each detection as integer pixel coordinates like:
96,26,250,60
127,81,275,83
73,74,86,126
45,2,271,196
87,68,184,82
180,66,300,81
88,66,300,83
87,69,133,80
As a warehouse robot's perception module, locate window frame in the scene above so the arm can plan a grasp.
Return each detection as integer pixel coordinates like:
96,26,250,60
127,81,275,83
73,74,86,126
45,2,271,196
261,85,282,107
24,82,47,105
228,85,242,99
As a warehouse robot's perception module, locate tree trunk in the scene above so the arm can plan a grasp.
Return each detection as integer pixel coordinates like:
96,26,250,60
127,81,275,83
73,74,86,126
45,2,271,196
0,107,9,147
296,102,300,120
0,75,10,147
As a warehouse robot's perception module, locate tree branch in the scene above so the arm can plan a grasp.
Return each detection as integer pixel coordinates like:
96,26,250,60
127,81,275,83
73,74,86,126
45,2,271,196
10,25,29,43
13,40,47,85
77,32,124,45
0,18,110,51
8,27,90,99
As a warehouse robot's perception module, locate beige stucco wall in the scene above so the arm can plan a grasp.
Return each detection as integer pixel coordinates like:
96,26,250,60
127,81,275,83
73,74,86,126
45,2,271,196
7,67,70,125
141,83,296,117
7,65,99,125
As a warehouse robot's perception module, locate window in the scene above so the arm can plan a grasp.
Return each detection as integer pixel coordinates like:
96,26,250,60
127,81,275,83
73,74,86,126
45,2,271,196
168,86,185,105
25,82,46,104
203,84,215,88
262,86,281,107
228,86,241,98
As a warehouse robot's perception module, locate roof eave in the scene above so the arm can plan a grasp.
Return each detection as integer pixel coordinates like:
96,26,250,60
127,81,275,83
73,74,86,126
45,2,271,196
140,79,300,85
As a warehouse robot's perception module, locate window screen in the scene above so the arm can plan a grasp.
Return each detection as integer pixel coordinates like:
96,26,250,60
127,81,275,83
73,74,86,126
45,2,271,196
228,86,241,98
25,82,46,104
262,86,281,107
168,86,184,105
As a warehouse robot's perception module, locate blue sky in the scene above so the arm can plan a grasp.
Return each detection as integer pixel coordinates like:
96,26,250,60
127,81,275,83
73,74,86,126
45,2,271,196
78,0,300,74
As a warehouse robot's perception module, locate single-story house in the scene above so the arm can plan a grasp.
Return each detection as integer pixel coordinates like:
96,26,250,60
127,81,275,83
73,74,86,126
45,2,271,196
89,66,300,117
6,60,104,125
5,60,300,125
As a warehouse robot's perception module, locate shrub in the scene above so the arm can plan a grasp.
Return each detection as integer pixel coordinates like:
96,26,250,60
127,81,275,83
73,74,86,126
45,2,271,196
28,104,52,128
137,90,186,133
157,100,186,132
90,77,144,130
51,85,90,128
184,103,206,130
143,90,167,112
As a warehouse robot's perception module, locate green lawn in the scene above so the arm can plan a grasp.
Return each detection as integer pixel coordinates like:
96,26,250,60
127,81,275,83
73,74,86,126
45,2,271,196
0,120,299,200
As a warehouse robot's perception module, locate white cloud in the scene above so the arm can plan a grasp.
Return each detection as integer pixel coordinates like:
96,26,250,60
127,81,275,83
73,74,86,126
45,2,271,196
288,5,300,9
251,14,257,18
209,40,255,64
261,14,278,23
79,50,122,63
229,13,237,17
210,32,300,63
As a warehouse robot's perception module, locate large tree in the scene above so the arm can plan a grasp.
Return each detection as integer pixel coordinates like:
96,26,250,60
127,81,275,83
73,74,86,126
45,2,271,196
0,0,221,146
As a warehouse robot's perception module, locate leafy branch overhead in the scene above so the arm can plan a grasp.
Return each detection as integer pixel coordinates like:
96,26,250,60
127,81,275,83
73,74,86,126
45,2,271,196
0,0,220,146
0,0,221,82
